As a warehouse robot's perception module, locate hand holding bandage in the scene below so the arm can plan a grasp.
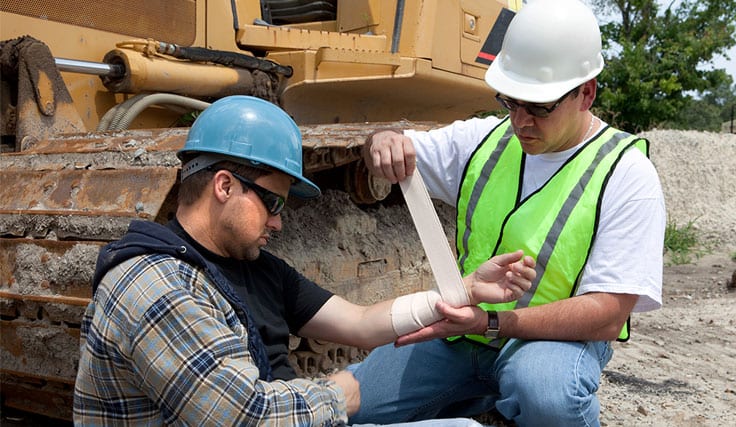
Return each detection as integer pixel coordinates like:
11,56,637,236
390,170,535,336
390,251,536,336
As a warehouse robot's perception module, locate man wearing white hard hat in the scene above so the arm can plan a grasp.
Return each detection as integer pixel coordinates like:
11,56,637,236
348,0,665,425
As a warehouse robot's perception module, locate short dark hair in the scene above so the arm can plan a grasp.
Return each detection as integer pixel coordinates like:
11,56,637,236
177,157,272,206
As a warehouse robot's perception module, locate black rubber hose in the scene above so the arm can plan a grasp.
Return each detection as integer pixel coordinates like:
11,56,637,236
161,43,293,77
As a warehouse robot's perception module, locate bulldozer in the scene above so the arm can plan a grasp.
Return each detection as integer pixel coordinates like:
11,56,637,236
0,0,520,421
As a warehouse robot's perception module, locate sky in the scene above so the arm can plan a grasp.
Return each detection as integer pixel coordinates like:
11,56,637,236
713,44,736,82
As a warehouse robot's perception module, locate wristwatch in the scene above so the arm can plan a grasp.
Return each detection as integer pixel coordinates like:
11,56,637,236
483,311,500,339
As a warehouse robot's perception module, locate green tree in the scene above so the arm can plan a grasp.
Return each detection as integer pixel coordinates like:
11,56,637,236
591,0,736,132
663,80,736,131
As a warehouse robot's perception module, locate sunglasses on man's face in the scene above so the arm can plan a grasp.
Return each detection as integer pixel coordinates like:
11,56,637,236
228,171,286,216
495,87,577,118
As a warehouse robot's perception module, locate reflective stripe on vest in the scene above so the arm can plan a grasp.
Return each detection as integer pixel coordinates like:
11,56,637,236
451,118,648,347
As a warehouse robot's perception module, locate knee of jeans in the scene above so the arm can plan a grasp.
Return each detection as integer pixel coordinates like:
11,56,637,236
345,362,360,374
500,367,566,405
497,353,600,425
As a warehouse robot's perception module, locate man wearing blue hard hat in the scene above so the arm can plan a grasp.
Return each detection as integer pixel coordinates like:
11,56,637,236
348,0,666,426
73,95,537,426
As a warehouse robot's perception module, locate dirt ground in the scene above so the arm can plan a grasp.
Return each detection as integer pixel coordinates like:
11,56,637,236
598,250,736,426
592,129,736,426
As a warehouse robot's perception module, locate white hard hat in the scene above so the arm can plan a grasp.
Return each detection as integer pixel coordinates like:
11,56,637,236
484,0,604,103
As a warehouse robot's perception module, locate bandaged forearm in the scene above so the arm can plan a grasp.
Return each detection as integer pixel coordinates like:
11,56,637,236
390,290,443,336
390,276,471,336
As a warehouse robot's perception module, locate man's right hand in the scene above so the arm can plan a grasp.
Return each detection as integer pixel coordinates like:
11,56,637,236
362,129,417,183
328,370,361,416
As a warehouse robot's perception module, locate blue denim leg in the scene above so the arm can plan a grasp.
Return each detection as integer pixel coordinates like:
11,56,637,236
494,339,613,427
346,339,499,424
350,418,488,427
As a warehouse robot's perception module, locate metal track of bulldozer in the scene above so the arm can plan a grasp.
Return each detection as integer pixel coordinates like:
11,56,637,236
0,120,435,420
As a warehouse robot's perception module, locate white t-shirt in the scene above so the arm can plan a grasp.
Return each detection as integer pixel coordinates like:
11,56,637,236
405,116,665,312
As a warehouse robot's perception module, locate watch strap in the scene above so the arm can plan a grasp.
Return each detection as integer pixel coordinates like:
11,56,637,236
484,311,500,339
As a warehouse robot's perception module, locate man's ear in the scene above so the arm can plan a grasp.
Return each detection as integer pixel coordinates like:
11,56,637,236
580,79,597,111
213,170,234,202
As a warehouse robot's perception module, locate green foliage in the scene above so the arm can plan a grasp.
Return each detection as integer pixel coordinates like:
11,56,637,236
176,110,201,127
471,109,506,119
664,219,708,265
591,0,736,132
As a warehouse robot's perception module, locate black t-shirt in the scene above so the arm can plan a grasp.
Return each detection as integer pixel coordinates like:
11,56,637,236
168,220,333,380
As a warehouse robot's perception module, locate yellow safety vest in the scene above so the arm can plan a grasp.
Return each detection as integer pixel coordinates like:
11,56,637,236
450,118,648,348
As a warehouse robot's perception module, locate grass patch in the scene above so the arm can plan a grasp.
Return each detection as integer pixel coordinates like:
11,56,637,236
664,219,708,265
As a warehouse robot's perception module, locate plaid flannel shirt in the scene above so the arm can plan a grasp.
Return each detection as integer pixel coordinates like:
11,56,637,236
74,252,347,426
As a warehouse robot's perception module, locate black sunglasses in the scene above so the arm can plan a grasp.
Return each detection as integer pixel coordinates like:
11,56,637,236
495,87,578,118
228,170,286,216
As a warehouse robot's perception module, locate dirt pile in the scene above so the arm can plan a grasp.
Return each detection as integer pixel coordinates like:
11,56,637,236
644,129,736,248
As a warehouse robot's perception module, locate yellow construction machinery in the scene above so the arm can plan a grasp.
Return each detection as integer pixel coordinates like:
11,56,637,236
0,0,520,420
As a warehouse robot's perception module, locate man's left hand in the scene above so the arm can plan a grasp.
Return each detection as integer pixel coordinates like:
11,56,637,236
468,250,536,304
394,302,486,346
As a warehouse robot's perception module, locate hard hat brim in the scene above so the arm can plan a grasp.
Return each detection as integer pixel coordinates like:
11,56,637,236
179,151,321,199
290,177,321,199
485,59,601,104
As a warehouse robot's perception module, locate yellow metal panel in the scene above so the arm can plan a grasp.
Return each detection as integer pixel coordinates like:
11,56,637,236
429,0,462,74
460,0,508,70
279,55,497,124
404,0,436,59
206,0,242,50
1,6,208,131
1,0,196,46
337,0,382,33
315,48,402,68
231,0,264,31
270,49,413,85
237,23,390,51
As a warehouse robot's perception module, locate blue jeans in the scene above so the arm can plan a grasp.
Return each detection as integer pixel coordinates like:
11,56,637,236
347,338,613,427
352,420,485,427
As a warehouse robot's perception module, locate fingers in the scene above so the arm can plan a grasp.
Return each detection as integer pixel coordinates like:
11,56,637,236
506,257,535,295
504,270,531,299
509,255,537,281
395,303,485,346
523,255,536,268
364,130,416,183
394,326,439,347
489,249,524,267
328,370,361,415
434,300,468,319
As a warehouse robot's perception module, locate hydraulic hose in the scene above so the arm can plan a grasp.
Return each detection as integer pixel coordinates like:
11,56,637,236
156,41,293,78
97,93,210,131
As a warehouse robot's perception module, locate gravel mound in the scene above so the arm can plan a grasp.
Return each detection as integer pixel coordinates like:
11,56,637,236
643,129,736,249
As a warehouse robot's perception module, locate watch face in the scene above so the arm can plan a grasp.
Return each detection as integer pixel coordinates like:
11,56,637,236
484,329,499,339
485,312,499,339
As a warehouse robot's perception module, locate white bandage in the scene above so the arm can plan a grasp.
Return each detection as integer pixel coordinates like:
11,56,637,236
389,170,471,336
399,170,470,307
390,290,443,336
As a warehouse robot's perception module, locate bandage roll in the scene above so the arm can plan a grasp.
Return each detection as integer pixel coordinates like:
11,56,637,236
390,290,443,336
399,171,470,307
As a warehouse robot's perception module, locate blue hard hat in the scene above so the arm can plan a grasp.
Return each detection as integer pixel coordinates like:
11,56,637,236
178,95,320,198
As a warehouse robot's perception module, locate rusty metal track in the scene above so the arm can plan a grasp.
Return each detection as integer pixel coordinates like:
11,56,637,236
0,121,439,420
